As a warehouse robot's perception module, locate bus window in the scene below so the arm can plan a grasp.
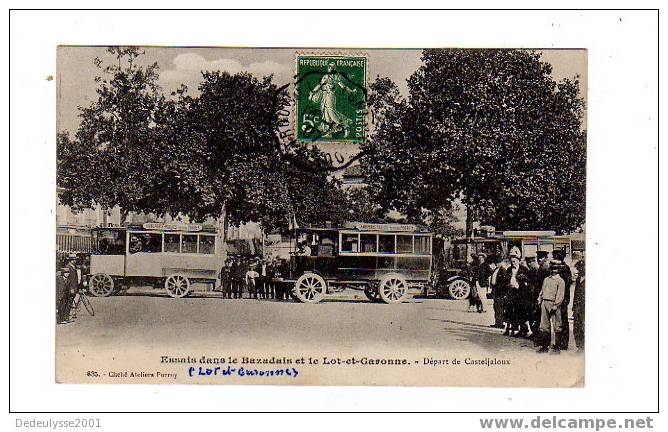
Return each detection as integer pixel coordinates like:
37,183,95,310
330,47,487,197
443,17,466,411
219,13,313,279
199,235,215,254
361,234,377,253
142,233,162,253
378,235,395,253
95,229,125,255
129,233,162,253
415,236,430,254
396,235,413,253
341,233,359,252
164,234,180,253
182,234,198,254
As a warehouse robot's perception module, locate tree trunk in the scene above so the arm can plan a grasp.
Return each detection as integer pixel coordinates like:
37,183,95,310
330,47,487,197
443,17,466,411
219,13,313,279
465,205,474,262
221,203,229,242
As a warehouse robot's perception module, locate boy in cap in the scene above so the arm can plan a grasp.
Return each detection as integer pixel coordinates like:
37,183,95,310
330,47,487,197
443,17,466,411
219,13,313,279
536,260,566,353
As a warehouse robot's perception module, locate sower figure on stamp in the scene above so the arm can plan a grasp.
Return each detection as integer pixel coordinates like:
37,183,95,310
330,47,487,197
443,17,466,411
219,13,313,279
553,249,573,350
308,61,357,139
536,260,566,354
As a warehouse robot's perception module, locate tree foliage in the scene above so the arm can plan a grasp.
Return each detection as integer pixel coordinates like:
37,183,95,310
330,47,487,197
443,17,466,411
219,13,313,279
58,47,166,218
362,49,586,233
57,48,350,232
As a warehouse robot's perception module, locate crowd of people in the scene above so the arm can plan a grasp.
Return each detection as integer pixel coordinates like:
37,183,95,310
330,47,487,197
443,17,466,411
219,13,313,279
468,247,586,354
217,256,292,301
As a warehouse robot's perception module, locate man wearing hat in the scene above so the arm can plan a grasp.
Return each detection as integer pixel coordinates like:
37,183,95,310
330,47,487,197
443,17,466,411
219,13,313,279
60,253,80,323
552,248,573,350
536,259,567,353
474,252,494,313
528,251,551,338
497,246,530,336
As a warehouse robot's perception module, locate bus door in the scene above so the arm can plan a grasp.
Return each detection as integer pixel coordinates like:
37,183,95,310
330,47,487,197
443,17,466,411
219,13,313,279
125,230,165,277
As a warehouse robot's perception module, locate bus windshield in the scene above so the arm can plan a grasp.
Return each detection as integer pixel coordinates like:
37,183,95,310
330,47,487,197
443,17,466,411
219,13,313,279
94,229,126,255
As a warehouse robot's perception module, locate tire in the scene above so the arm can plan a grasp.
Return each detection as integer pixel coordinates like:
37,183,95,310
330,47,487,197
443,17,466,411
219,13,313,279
80,293,95,316
293,273,327,304
88,274,114,297
448,279,471,300
378,274,409,304
165,274,191,298
364,285,381,302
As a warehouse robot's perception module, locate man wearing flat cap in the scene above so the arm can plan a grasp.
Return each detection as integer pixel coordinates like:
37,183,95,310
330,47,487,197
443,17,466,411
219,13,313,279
537,260,567,353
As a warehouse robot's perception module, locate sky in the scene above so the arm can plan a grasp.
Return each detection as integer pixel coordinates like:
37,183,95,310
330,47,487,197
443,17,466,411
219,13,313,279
57,47,587,134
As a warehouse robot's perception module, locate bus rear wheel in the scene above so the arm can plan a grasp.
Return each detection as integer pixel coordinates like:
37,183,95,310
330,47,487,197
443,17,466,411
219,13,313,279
378,275,409,304
88,274,114,297
294,273,326,304
165,274,191,298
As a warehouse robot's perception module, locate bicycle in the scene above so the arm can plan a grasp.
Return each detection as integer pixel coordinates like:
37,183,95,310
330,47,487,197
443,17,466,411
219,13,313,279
70,289,95,318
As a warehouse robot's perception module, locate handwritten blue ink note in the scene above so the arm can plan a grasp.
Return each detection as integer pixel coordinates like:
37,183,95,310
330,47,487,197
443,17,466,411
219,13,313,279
188,366,300,379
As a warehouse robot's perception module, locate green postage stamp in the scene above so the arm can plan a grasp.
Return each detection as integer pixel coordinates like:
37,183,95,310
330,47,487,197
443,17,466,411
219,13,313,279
295,54,368,143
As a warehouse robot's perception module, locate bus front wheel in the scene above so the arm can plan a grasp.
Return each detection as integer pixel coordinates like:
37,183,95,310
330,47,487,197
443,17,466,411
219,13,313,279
448,279,471,300
293,273,327,304
378,275,409,304
88,273,114,297
165,274,191,298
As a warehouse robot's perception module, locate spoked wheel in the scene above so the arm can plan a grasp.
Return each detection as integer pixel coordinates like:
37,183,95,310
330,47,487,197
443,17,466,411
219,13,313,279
293,273,327,304
364,285,381,302
448,279,471,300
378,274,409,304
80,293,95,316
88,274,115,297
165,274,191,298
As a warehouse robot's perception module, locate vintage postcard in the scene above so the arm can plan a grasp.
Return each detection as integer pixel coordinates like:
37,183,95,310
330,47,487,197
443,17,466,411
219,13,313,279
56,46,586,386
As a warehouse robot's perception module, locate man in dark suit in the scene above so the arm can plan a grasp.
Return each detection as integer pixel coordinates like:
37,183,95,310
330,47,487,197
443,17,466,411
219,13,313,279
497,247,531,337
61,254,80,322
56,271,67,323
573,258,586,352
553,248,572,350
528,251,551,339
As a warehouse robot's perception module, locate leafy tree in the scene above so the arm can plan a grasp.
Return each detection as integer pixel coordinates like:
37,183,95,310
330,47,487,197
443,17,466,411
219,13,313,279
362,49,586,234
57,47,165,220
57,48,351,234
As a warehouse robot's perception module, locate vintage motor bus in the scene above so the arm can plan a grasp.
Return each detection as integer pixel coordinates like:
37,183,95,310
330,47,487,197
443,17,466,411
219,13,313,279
280,222,433,304
438,229,572,300
88,222,224,298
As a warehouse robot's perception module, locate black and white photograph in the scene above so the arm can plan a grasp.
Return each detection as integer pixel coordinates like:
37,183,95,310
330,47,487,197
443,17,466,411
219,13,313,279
55,46,587,386
7,7,660,420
